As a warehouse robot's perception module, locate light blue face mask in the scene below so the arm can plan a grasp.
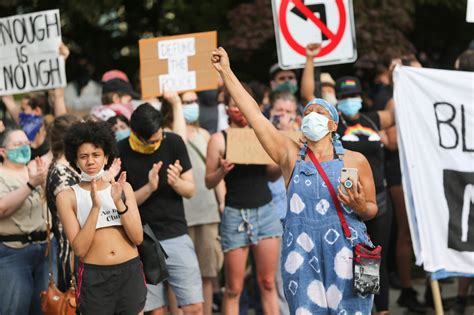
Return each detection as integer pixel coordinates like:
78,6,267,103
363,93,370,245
337,97,362,117
183,103,200,123
6,145,31,164
301,112,330,142
115,128,131,142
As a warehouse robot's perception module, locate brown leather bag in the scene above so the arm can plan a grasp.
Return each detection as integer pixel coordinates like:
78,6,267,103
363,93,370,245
40,208,77,315
40,279,77,315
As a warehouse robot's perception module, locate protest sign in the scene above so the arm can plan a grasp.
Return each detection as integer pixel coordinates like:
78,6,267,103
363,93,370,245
139,31,218,98
0,10,66,95
394,65,474,276
226,128,301,165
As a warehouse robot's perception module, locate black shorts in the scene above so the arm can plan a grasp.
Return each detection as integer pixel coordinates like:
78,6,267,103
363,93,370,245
77,256,147,315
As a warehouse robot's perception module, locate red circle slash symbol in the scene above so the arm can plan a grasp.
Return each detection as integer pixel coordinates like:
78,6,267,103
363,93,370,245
279,0,346,57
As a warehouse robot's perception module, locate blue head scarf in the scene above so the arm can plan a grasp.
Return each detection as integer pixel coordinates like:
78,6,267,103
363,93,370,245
302,98,343,157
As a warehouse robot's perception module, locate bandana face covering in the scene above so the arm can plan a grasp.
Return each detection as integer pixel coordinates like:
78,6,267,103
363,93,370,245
227,107,248,127
19,112,43,141
129,131,162,154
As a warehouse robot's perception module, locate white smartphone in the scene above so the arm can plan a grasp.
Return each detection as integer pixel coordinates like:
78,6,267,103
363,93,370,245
340,168,358,194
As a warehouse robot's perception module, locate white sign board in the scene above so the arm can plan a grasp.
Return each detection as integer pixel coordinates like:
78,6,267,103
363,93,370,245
394,65,474,275
271,0,357,69
467,0,474,22
0,10,66,95
157,37,197,93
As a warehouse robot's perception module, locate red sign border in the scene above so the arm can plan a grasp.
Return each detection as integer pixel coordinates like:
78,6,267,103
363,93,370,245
279,0,347,57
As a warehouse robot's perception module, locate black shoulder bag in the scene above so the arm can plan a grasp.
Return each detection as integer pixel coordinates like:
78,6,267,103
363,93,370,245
138,224,169,285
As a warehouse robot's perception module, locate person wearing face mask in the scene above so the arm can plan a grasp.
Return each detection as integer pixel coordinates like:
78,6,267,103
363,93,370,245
56,121,145,314
118,103,204,315
107,114,131,142
0,128,49,315
163,90,226,315
206,84,283,315
96,77,141,121
269,64,299,95
211,47,378,314
334,76,395,315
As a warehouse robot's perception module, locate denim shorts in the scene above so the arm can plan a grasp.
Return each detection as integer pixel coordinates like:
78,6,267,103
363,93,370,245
144,234,203,311
220,201,283,253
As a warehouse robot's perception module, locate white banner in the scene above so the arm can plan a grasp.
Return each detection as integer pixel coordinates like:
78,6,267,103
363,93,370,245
0,10,66,95
393,65,474,275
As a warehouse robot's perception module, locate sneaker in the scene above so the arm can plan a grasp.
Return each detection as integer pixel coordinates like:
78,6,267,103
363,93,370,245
451,296,467,315
397,287,427,313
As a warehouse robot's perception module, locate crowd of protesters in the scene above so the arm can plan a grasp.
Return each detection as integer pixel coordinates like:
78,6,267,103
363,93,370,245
0,38,473,315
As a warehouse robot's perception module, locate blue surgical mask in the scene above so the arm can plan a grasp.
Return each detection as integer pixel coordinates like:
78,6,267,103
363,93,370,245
6,145,31,165
301,112,330,142
183,103,200,123
115,129,131,142
337,97,362,117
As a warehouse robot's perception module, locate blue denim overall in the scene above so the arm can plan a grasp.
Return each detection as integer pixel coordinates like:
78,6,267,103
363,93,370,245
281,147,374,315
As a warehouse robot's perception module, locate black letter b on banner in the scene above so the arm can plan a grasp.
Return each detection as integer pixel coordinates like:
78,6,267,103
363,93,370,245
444,170,474,252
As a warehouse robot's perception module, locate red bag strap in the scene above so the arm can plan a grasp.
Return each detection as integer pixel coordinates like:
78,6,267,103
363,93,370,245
306,148,352,239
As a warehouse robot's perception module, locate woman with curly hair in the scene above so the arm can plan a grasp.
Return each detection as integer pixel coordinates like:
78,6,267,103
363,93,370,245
56,121,146,314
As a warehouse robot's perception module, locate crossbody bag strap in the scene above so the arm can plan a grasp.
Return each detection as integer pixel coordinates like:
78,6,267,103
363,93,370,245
306,148,352,239
188,139,206,164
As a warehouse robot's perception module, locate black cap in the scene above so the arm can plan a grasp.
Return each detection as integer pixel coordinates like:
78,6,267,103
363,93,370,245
102,78,140,100
335,76,362,99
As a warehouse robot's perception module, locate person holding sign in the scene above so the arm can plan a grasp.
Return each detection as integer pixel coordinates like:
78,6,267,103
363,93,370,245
205,84,283,314
56,121,146,314
211,47,378,314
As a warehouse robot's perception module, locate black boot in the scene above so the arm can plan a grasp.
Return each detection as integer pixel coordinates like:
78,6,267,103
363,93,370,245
397,287,427,313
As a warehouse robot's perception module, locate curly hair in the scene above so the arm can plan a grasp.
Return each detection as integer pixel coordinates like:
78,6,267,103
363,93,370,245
64,121,118,173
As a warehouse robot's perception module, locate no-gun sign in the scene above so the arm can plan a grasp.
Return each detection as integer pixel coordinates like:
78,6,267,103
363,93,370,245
272,0,357,69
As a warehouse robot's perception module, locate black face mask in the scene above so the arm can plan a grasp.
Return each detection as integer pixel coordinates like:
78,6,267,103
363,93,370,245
30,140,50,160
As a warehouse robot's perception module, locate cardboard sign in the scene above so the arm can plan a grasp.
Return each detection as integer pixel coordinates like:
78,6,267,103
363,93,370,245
0,10,66,95
226,128,302,165
139,31,218,98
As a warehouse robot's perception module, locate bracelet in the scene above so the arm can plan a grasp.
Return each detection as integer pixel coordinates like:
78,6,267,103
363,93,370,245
26,182,35,191
117,204,129,216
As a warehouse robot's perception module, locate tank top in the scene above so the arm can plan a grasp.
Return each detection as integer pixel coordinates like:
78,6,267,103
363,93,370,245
71,184,122,229
222,130,272,209
184,129,220,226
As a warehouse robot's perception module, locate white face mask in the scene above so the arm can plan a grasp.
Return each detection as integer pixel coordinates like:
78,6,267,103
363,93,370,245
80,166,105,182
301,112,330,142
